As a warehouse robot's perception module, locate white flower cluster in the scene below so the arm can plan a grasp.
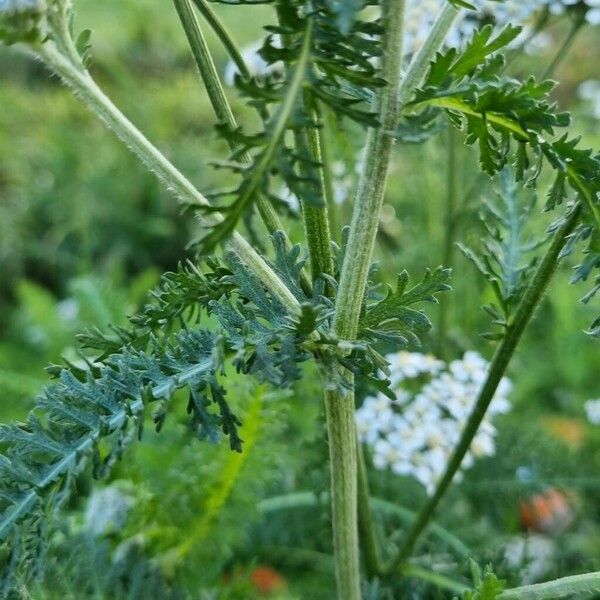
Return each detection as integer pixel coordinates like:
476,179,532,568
356,351,512,495
584,398,600,425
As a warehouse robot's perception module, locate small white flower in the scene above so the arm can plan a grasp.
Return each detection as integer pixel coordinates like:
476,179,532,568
584,399,600,425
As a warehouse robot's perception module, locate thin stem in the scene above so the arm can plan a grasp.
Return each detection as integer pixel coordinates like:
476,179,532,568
191,0,251,81
294,112,335,286
383,203,582,573
437,127,458,359
38,42,299,311
172,0,311,292
318,108,339,241
397,3,460,107
357,443,383,578
402,565,469,595
542,16,585,80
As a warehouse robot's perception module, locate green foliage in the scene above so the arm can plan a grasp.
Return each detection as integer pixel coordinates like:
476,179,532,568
402,25,600,218
194,0,385,251
458,562,505,600
360,267,452,346
459,167,543,339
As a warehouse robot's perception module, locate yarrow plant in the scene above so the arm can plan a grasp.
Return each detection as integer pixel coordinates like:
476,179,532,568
1,0,600,598
357,351,511,495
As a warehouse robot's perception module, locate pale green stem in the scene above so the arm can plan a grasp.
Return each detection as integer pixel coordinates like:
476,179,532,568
324,379,360,600
397,3,460,107
172,0,311,292
349,3,463,580
37,41,299,310
500,571,600,600
383,203,582,573
326,2,406,597
334,0,406,341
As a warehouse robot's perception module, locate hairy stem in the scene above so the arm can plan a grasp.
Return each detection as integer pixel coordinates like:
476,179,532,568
334,0,405,341
325,2,405,597
383,203,582,572
499,571,600,600
294,113,335,286
324,381,360,600
351,3,460,579
38,42,299,310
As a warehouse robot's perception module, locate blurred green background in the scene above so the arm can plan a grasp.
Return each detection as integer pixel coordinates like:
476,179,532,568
1,1,600,598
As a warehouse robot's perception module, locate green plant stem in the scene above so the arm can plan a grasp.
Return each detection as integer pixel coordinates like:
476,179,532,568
172,0,311,293
324,381,360,600
257,491,470,560
437,127,458,358
351,2,460,580
382,203,582,574
318,109,339,240
334,0,405,341
542,16,585,80
325,2,405,597
402,565,469,595
191,0,251,81
397,3,460,107
294,117,335,286
37,42,299,311
499,571,600,600
357,443,383,578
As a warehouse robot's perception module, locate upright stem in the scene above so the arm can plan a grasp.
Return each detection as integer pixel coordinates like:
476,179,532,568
334,0,406,341
38,42,299,311
397,3,460,107
383,203,582,573
191,0,251,81
542,16,584,80
437,128,458,358
172,0,311,292
357,443,383,578
326,2,405,598
294,114,335,286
